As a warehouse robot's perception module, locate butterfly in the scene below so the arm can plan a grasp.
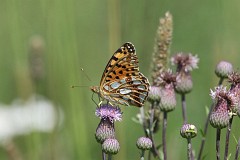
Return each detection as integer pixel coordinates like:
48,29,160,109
91,42,150,107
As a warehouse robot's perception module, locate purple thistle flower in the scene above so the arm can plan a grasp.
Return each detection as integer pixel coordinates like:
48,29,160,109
171,53,199,73
209,86,238,128
228,72,240,116
95,104,122,122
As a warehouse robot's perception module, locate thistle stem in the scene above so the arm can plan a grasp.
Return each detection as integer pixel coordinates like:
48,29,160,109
197,78,224,160
149,103,160,159
140,150,145,160
224,117,234,160
197,103,214,160
108,154,112,160
163,111,167,160
181,94,187,124
234,137,240,160
102,146,106,160
216,128,221,160
187,138,193,160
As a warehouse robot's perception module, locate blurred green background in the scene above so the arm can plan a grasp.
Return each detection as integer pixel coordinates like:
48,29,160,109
1,0,240,159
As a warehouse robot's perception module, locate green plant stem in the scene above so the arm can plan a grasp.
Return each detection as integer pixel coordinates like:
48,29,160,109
197,103,213,160
234,137,240,160
140,150,145,160
163,111,167,160
102,148,106,160
181,94,187,124
108,154,112,160
148,103,160,159
216,128,221,160
224,117,234,160
187,138,193,160
197,78,224,160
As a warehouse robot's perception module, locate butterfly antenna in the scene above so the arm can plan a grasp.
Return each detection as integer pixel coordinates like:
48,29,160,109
80,68,92,82
71,85,89,88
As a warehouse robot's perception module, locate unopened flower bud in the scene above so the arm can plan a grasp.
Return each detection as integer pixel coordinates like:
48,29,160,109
136,137,152,150
102,138,120,155
215,61,233,78
180,124,197,139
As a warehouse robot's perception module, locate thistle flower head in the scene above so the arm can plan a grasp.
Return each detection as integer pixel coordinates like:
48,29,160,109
171,53,199,73
210,86,238,108
210,86,238,128
136,137,152,150
158,69,176,86
157,70,177,112
95,118,115,144
175,72,193,94
228,71,240,87
180,124,197,139
147,86,161,103
95,104,122,122
228,72,240,116
102,138,120,155
215,61,233,78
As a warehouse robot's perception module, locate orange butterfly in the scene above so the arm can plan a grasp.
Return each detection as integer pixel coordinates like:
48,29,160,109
91,42,149,107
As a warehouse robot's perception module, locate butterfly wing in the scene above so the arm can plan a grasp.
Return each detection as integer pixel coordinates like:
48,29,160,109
99,42,149,107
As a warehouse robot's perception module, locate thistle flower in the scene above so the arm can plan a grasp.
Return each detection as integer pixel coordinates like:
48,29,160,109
171,53,199,94
95,118,115,144
180,124,197,139
228,72,240,116
151,12,173,86
171,53,199,73
95,104,122,143
95,104,122,122
147,86,161,103
158,70,177,112
215,61,233,78
102,138,120,155
209,86,237,128
136,137,153,150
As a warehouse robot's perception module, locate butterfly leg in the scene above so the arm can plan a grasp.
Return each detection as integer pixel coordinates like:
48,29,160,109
91,92,99,106
106,101,114,106
98,101,103,107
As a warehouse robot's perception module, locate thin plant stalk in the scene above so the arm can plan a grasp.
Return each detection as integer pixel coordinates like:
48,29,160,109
224,117,234,160
140,150,145,160
140,107,148,137
149,103,160,159
187,138,193,160
181,94,187,124
216,128,221,160
162,111,167,160
234,137,240,160
197,103,214,160
108,154,112,160
197,78,224,160
102,148,106,160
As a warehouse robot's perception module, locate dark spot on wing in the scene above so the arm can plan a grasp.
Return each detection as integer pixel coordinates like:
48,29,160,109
107,75,112,78
112,56,118,61
116,64,121,67
119,70,123,74
116,76,120,79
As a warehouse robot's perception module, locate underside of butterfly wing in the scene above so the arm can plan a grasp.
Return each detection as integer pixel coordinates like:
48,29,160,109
100,73,149,107
95,42,150,107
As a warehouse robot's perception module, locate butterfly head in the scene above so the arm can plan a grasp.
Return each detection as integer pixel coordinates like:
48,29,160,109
90,86,100,94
